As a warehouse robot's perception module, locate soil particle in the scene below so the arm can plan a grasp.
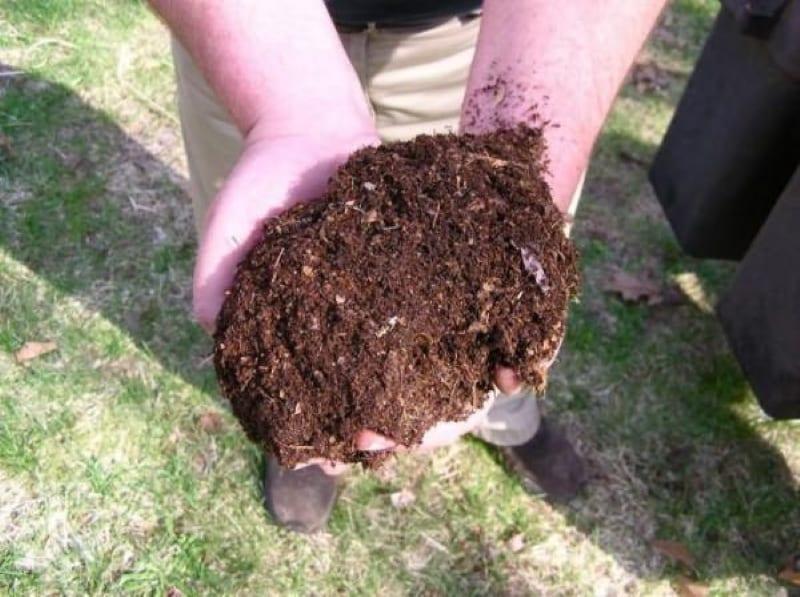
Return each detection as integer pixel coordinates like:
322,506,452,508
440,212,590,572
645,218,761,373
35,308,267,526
214,125,579,468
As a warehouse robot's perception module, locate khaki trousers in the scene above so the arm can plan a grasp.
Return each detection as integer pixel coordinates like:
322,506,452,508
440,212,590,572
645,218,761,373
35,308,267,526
172,15,575,447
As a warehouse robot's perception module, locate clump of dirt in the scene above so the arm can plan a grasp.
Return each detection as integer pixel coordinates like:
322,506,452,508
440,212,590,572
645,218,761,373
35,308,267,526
214,125,579,468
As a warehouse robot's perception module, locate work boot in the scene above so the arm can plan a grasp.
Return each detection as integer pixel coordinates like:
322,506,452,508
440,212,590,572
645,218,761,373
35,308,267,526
500,416,588,502
263,455,338,533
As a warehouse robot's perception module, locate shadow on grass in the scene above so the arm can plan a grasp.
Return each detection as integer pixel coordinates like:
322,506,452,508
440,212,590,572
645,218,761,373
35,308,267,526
2,65,798,590
0,65,525,594
547,126,800,584
1,63,214,393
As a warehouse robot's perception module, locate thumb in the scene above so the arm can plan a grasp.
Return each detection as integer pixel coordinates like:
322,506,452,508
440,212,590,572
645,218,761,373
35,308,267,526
355,430,398,452
192,195,262,333
192,148,311,332
494,366,523,395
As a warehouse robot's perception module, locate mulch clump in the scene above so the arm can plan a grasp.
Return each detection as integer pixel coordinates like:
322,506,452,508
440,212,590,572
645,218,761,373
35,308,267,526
214,125,579,468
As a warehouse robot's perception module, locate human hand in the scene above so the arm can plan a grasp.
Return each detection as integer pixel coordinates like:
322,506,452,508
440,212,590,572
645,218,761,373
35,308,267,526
193,127,381,474
295,346,563,475
357,332,565,456
192,128,379,333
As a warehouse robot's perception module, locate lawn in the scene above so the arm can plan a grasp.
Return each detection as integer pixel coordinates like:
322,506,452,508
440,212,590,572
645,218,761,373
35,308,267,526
1,1,799,595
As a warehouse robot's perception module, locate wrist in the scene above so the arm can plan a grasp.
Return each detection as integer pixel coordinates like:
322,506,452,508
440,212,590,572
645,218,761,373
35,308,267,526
245,77,377,145
246,116,379,153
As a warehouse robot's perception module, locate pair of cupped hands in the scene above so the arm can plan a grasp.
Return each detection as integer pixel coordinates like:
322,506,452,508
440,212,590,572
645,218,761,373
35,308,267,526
193,125,562,474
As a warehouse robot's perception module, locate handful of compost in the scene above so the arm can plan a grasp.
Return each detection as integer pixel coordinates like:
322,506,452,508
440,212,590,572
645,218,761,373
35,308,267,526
214,126,579,468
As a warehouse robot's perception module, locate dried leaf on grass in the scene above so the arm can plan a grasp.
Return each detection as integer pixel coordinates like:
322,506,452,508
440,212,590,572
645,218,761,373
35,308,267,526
197,411,223,433
778,555,800,586
14,341,58,364
652,539,696,568
674,575,709,597
630,60,671,94
605,269,664,305
389,489,415,509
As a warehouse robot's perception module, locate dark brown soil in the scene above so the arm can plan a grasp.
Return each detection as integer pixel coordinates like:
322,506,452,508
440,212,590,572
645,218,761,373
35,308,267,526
214,126,579,468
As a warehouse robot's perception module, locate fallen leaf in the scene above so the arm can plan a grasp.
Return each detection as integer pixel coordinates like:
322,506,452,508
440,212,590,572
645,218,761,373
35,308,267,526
605,269,664,305
507,533,525,553
652,539,696,569
14,341,58,364
630,60,671,94
390,489,415,509
197,411,223,433
778,554,800,586
674,576,709,597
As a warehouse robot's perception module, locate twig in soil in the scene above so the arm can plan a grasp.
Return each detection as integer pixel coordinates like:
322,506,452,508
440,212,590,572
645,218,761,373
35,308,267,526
270,247,285,285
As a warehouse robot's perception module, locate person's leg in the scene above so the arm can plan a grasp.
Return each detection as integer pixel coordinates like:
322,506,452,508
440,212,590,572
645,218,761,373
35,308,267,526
470,179,587,501
365,15,481,141
171,38,243,238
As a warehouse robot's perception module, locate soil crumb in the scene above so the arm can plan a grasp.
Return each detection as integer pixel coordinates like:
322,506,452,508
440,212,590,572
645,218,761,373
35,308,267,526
214,125,579,467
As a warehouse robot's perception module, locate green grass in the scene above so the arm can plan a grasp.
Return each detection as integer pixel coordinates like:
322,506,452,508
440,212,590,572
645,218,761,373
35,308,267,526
2,1,799,595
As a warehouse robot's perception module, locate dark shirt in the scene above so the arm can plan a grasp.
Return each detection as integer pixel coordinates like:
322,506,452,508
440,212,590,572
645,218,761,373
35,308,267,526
326,0,482,26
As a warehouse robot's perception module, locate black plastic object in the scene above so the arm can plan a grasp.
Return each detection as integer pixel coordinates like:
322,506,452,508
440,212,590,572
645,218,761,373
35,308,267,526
326,0,481,26
652,0,800,418
722,0,786,35
649,1,800,260
717,166,800,418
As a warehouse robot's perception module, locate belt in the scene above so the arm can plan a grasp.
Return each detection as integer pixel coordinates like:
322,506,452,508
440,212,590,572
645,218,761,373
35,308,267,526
335,12,480,34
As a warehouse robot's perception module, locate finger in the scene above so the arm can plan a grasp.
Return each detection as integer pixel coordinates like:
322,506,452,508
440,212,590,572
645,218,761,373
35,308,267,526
192,162,297,332
355,430,398,452
192,147,354,332
494,366,523,395
192,162,278,332
193,210,260,333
